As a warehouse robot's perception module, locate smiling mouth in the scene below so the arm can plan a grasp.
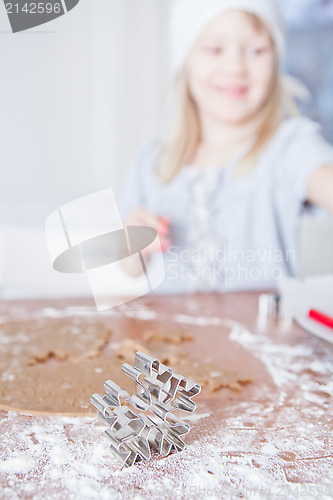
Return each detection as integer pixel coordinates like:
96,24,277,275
214,86,248,98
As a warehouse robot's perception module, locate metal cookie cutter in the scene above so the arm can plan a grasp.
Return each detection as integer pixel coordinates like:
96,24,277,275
91,351,201,467
258,293,281,320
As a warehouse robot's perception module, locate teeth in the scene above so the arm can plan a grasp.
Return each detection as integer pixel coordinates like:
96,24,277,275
221,87,245,91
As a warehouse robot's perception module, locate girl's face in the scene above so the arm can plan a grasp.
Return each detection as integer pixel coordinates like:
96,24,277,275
186,10,276,127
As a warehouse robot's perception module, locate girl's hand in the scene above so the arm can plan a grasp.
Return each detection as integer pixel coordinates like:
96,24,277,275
123,206,171,256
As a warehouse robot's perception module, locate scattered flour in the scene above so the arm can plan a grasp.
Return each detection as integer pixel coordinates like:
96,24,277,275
0,306,332,499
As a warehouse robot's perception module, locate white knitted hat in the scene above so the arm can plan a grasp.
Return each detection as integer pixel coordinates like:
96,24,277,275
170,0,286,75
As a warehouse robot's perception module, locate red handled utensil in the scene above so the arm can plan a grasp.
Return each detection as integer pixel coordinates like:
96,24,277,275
308,309,333,330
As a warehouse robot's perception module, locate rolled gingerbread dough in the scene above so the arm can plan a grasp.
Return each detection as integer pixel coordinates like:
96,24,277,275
0,318,251,416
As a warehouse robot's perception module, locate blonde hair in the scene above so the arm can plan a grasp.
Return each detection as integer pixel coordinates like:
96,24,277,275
156,13,299,183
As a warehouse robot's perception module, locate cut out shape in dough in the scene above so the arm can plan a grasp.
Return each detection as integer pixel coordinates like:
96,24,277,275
0,320,252,416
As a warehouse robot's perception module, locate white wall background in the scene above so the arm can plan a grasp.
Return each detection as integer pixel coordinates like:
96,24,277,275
0,0,172,228
0,0,173,298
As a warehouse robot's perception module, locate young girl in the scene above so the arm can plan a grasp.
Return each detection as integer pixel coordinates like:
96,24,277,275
118,0,333,294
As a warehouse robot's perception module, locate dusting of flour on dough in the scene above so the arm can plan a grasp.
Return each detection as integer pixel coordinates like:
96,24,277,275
1,299,332,498
1,319,332,499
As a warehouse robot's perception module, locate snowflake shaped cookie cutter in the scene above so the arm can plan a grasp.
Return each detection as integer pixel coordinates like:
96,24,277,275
91,351,201,467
